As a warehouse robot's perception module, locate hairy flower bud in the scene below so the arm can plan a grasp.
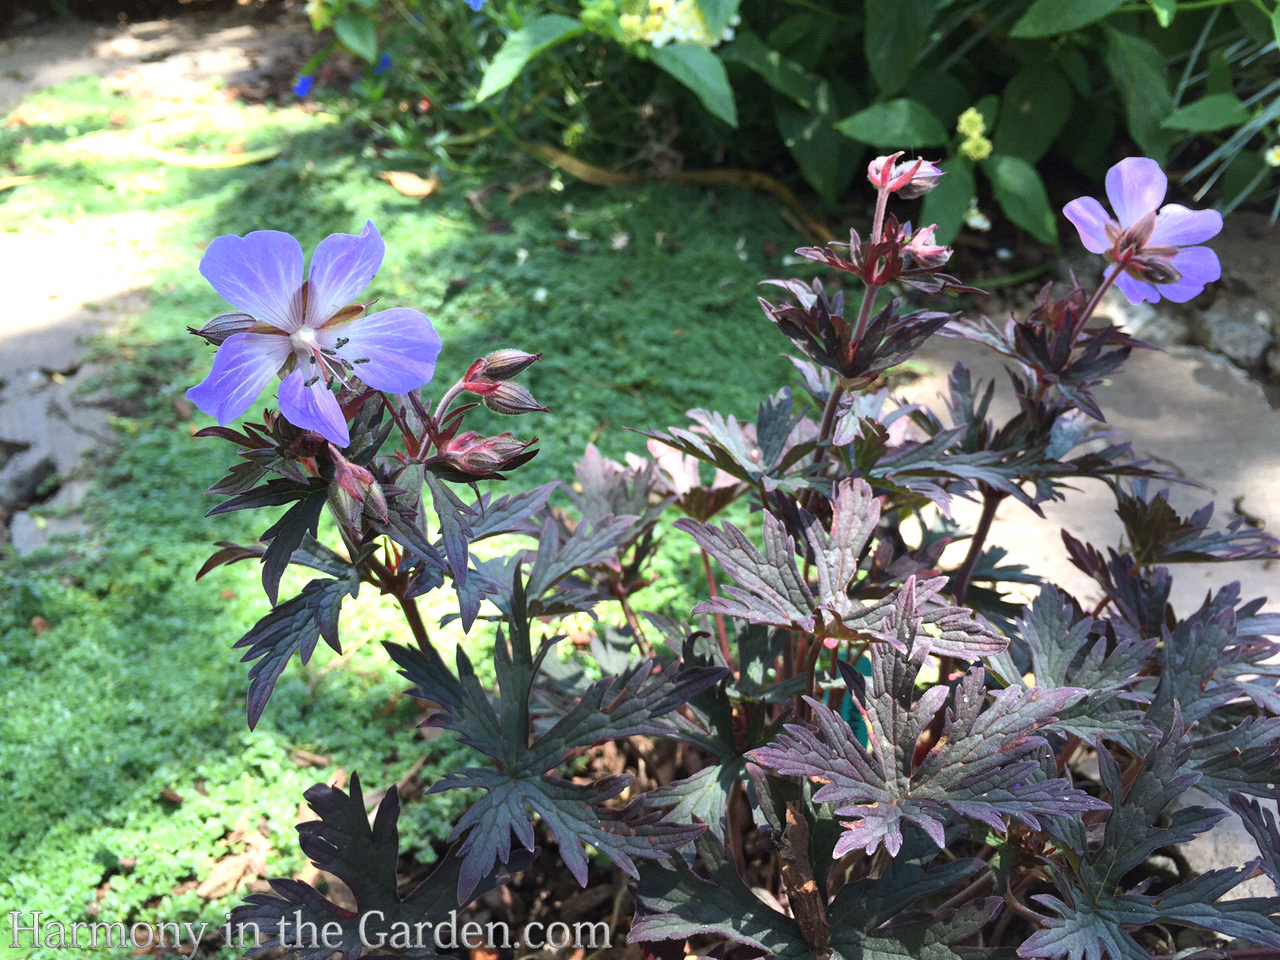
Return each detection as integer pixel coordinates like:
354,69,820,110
441,431,536,476
188,312,258,346
481,349,541,380
904,224,951,269
326,443,387,532
867,154,944,198
482,381,549,416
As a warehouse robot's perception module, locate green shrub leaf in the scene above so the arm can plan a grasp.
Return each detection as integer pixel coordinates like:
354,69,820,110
696,0,741,36
334,13,378,63
920,158,975,246
1103,27,1175,161
720,31,816,109
651,43,739,127
994,65,1072,162
776,82,858,202
1152,0,1176,27
835,98,946,147
864,0,935,95
1162,93,1251,132
476,15,585,102
1010,0,1124,38
982,154,1057,245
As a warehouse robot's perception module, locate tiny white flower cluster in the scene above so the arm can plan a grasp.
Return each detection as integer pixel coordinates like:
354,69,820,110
619,0,739,48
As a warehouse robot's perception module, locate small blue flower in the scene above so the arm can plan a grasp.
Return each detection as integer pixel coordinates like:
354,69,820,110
374,52,392,75
466,0,486,9
292,74,314,99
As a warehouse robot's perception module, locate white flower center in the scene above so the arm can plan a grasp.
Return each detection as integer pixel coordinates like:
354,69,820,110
290,326,319,354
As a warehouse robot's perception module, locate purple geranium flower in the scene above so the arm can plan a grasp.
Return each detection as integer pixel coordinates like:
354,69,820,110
292,74,314,99
466,0,486,9
1063,157,1222,304
187,221,442,447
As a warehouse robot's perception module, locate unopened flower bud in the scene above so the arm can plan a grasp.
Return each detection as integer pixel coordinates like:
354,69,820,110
482,380,548,416
904,224,951,268
326,443,388,531
867,154,944,198
481,349,541,380
188,312,257,346
442,431,535,475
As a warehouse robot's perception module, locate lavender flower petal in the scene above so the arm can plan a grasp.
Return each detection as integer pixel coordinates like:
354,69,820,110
323,307,442,393
187,333,291,424
1105,157,1166,228
200,231,304,331
1151,204,1223,247
278,368,351,446
1157,246,1222,302
1062,196,1112,254
1113,271,1161,305
304,221,386,328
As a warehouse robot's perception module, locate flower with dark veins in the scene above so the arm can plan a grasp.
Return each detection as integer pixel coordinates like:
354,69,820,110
1063,157,1222,304
186,221,441,447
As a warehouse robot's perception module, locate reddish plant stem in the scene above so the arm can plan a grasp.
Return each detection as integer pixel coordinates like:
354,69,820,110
612,578,651,655
804,634,827,706
952,491,1003,604
397,594,431,657
849,183,892,346
1075,261,1125,338
817,381,847,446
700,548,732,664
794,632,810,718
432,379,467,421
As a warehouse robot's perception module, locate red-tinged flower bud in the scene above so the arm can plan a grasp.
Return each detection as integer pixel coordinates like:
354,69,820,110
867,155,944,198
904,224,951,268
327,443,388,530
442,431,535,475
482,380,548,416
481,349,541,380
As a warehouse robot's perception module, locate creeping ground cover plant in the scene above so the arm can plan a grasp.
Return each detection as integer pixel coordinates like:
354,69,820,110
188,155,1280,958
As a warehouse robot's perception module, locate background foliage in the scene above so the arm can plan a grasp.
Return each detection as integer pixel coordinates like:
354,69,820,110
306,0,1280,241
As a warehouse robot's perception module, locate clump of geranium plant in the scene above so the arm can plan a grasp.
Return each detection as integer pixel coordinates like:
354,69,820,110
188,152,1280,959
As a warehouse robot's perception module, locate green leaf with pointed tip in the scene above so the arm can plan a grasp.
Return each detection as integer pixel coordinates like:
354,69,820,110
476,15,585,101
777,81,858,202
920,158,975,245
864,0,934,96
1162,93,1251,132
1010,0,1123,38
983,153,1058,244
696,0,740,35
651,43,738,127
720,31,817,108
835,98,948,147
1102,26,1174,161
994,65,1072,162
334,13,378,62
